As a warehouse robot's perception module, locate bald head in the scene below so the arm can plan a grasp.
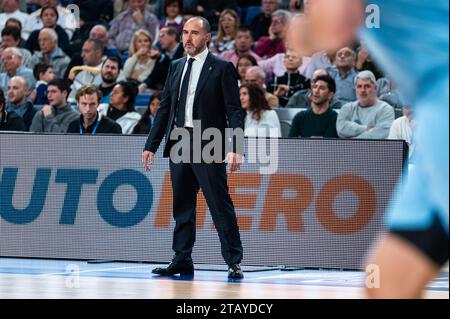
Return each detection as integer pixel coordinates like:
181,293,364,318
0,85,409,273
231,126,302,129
89,25,109,45
311,68,329,80
245,66,266,88
8,76,29,105
185,16,211,33
39,28,58,53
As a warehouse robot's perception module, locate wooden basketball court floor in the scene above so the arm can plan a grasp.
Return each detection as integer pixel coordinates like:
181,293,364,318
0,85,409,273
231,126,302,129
0,258,448,299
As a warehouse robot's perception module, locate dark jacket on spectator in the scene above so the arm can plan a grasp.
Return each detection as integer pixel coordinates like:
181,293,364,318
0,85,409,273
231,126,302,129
67,113,122,134
0,110,27,131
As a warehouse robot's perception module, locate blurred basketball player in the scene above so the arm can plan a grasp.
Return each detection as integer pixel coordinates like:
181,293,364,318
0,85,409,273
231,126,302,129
288,0,449,298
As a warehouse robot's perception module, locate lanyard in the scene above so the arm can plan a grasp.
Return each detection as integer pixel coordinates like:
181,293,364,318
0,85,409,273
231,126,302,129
80,118,100,134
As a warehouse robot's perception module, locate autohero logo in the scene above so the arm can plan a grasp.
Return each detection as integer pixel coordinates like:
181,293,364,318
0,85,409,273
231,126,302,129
0,168,153,228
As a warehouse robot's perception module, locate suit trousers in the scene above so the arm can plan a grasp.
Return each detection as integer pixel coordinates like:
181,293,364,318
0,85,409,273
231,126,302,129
168,130,243,266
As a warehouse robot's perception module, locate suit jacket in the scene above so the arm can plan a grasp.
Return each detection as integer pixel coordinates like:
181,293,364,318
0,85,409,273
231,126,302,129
144,52,244,159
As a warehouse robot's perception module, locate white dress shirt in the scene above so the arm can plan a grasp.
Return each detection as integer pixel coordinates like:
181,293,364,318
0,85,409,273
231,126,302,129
179,48,209,128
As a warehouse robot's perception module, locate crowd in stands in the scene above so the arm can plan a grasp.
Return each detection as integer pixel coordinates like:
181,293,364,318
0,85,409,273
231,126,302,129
0,0,413,152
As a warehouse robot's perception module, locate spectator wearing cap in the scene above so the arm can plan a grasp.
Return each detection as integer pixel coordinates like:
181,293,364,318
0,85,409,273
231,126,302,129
336,70,395,139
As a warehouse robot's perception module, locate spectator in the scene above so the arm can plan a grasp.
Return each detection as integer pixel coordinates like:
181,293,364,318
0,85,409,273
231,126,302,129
220,26,261,67
97,81,141,134
254,9,291,59
0,0,29,35
245,66,279,108
286,68,342,109
195,0,237,31
67,84,122,134
389,106,415,160
132,92,161,134
267,48,309,107
377,77,405,109
98,56,122,104
0,87,26,131
22,0,77,40
304,50,336,79
31,62,54,105
3,18,27,47
29,78,79,132
67,38,105,102
108,0,160,54
140,26,184,93
249,0,282,41
336,71,395,139
25,6,69,54
258,50,309,81
236,53,258,85
0,47,36,94
29,28,70,79
289,74,338,137
355,44,384,80
123,29,158,83
329,46,357,104
209,9,239,55
64,24,119,78
159,0,184,34
240,82,281,137
1,26,32,71
5,75,37,130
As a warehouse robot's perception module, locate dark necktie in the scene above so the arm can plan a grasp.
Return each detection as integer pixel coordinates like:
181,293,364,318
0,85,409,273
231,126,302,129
176,58,195,127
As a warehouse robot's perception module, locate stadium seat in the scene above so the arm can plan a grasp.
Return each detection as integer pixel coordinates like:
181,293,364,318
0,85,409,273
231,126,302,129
279,120,292,138
135,93,153,108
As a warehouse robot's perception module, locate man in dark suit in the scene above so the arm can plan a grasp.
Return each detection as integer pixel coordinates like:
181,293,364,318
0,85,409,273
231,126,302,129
142,16,245,279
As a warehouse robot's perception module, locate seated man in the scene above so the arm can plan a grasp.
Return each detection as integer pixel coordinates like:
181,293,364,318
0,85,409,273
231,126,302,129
289,74,338,138
286,68,342,109
29,78,78,133
67,84,122,134
328,46,358,104
336,71,394,139
67,38,105,103
267,48,310,107
0,87,26,131
245,66,279,109
0,47,36,94
29,28,70,79
5,75,37,130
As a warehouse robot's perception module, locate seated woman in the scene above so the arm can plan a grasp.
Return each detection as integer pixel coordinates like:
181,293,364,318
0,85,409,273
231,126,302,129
236,54,258,86
159,0,184,34
25,6,69,54
240,82,281,138
123,29,157,84
209,9,239,55
97,81,141,134
132,92,161,135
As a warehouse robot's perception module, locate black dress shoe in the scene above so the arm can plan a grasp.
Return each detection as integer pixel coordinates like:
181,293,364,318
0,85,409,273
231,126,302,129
228,264,243,279
152,261,194,276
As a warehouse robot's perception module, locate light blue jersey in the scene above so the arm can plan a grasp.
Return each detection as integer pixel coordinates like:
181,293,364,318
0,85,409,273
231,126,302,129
360,0,449,233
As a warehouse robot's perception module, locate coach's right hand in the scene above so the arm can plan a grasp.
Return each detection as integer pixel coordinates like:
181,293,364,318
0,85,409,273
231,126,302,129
142,151,155,172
